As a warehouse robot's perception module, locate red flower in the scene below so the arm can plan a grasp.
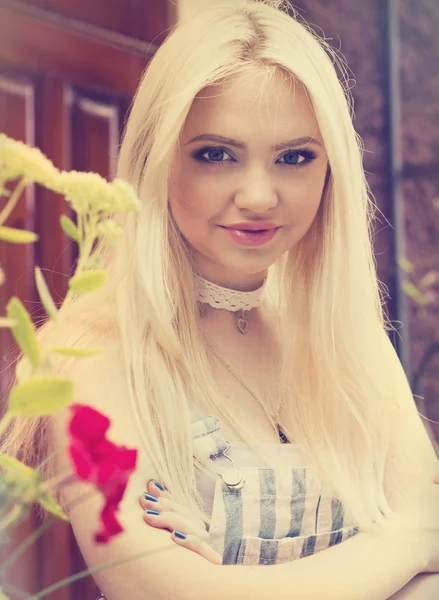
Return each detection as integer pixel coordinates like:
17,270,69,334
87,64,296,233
68,404,138,543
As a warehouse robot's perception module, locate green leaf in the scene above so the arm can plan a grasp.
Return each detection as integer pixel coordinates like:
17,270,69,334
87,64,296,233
38,491,69,522
0,184,11,198
16,357,32,383
418,270,438,290
0,585,10,599
0,454,40,501
68,270,106,294
51,346,103,357
35,266,58,322
6,297,41,369
0,318,17,328
0,226,39,243
60,214,80,243
0,454,39,482
397,256,415,274
402,280,425,305
8,376,74,416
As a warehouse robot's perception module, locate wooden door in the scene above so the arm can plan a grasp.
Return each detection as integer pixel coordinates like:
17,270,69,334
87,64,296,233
0,1,176,597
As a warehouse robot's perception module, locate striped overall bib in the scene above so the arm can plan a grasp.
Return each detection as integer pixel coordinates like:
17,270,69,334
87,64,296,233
192,413,360,565
96,411,360,597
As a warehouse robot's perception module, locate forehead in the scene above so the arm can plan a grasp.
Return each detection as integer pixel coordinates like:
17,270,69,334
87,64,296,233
181,68,320,141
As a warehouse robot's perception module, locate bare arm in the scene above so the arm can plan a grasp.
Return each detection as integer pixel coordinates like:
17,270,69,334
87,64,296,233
47,347,430,600
65,478,427,600
387,573,439,600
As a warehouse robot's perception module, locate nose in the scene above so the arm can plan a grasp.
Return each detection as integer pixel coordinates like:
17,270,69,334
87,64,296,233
233,169,278,213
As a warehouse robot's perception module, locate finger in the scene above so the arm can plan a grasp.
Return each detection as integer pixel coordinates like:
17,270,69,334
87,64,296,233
140,491,208,532
143,509,209,539
146,478,170,498
171,530,222,565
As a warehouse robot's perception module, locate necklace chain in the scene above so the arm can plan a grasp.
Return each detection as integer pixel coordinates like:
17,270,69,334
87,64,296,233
199,325,285,434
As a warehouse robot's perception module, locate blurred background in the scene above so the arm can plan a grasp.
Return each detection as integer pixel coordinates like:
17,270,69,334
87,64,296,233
0,0,438,597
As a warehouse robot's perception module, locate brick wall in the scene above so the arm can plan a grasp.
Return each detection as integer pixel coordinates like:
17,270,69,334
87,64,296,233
294,0,439,445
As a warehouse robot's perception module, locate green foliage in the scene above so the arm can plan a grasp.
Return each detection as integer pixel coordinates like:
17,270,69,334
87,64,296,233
68,270,107,294
8,376,74,416
6,298,41,370
59,214,81,243
0,226,39,243
35,267,59,322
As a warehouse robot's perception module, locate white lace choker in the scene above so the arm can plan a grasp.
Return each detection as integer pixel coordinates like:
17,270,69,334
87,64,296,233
194,274,266,334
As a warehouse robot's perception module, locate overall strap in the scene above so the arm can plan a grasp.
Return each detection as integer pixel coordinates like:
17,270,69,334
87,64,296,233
191,413,229,461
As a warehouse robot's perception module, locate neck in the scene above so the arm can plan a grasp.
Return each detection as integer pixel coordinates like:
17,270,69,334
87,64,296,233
199,298,282,378
207,275,266,292
193,263,268,293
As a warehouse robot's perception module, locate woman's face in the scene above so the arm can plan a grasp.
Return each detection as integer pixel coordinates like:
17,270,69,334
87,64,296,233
168,68,329,290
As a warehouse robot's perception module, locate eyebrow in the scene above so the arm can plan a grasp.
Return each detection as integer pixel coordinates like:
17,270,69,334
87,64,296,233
185,134,323,150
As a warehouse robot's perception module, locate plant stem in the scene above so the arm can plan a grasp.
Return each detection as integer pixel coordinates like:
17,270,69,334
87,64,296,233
26,544,175,600
38,470,74,496
40,215,98,356
35,450,62,474
0,515,56,576
0,505,24,533
0,581,30,599
0,178,27,225
0,412,12,439
0,485,99,578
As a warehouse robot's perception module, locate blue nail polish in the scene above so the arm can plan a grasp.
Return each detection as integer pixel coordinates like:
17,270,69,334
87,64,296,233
143,492,158,502
146,509,160,516
174,530,187,540
153,480,166,491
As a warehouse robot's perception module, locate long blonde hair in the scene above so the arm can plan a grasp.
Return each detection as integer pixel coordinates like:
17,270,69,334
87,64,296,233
1,0,405,532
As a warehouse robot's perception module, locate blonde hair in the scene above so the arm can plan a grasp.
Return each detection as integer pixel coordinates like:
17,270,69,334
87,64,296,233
1,0,405,533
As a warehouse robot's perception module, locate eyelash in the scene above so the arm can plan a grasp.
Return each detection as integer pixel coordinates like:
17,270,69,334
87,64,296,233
191,146,317,167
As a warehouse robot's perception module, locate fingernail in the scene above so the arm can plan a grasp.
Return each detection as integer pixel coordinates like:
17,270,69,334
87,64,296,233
173,530,187,540
145,509,160,516
153,480,166,492
143,492,158,502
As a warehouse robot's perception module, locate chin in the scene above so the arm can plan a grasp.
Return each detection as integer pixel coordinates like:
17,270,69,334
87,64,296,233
217,256,277,276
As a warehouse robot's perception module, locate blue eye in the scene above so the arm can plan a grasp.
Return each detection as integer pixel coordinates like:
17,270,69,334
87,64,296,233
191,146,317,166
279,150,314,165
193,147,234,163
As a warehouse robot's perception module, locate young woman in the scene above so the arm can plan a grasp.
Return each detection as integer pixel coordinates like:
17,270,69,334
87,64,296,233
2,1,439,598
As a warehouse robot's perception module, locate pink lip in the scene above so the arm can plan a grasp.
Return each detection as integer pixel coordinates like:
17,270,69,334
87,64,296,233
222,222,278,231
220,225,280,247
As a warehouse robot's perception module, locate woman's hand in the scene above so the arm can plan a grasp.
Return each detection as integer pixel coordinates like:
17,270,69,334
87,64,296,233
138,479,222,565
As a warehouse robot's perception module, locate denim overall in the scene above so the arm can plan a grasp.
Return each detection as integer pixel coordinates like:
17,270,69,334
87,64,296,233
96,411,359,597
191,412,360,565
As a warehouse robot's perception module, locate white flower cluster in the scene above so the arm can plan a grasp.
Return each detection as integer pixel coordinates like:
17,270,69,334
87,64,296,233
0,134,141,218
0,133,61,191
58,171,141,216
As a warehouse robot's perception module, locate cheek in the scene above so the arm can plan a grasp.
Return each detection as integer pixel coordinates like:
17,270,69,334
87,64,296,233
169,174,198,222
169,174,226,225
170,191,206,230
285,177,324,222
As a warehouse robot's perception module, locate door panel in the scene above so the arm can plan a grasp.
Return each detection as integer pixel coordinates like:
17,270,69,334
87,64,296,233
0,1,175,597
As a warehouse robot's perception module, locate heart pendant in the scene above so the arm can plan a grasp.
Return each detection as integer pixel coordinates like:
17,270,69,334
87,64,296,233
237,317,248,334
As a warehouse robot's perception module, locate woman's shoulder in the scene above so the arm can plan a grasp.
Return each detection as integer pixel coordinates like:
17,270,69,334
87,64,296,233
49,324,124,387
48,338,135,455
